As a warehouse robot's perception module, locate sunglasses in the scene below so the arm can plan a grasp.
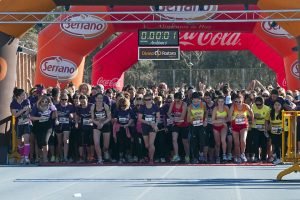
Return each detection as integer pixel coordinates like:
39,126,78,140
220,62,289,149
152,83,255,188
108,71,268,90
256,103,262,106
144,99,152,101
61,99,68,101
262,95,269,97
136,97,142,100
235,101,242,103
136,104,142,106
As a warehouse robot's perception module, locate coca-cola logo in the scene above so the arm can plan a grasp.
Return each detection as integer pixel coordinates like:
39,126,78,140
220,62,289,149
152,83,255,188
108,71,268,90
291,60,299,78
40,56,78,80
0,57,7,81
61,14,107,39
261,22,293,39
151,5,218,20
180,32,241,46
97,77,121,88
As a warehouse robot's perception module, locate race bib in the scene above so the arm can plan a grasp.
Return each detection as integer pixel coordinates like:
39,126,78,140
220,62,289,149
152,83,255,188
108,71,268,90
167,118,174,125
39,116,49,123
271,126,282,135
193,120,203,127
18,117,30,125
83,118,92,126
59,117,69,124
145,116,155,123
95,112,106,119
235,117,246,125
119,117,128,124
255,124,264,129
207,117,212,124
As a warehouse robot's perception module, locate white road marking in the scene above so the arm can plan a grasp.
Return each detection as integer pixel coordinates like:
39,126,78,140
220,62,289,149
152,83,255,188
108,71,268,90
233,166,242,200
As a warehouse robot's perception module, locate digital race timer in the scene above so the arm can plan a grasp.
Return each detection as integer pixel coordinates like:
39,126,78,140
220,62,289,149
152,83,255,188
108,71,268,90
138,29,179,46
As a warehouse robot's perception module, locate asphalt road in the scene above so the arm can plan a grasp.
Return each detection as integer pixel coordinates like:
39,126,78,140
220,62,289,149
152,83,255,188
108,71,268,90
0,165,300,200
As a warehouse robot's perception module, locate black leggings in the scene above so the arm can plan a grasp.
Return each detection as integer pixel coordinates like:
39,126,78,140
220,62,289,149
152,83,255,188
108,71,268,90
155,129,167,159
270,133,282,158
117,127,131,157
252,129,268,160
190,125,206,159
78,126,93,147
34,122,52,149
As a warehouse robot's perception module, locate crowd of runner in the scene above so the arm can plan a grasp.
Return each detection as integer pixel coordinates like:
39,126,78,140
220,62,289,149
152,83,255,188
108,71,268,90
10,79,300,165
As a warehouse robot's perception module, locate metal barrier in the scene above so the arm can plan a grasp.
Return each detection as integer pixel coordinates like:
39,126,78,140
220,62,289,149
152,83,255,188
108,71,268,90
277,111,300,180
0,116,12,164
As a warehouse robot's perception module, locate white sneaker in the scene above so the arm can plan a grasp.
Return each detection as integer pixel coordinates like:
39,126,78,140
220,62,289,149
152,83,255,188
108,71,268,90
171,155,180,162
160,158,166,163
227,153,232,161
216,157,221,164
104,152,110,160
240,153,247,163
19,157,25,165
50,156,55,163
222,154,227,161
133,156,138,163
273,158,282,165
25,158,30,165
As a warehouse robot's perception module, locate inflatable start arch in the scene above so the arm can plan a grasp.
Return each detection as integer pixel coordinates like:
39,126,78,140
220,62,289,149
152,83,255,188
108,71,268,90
35,4,300,91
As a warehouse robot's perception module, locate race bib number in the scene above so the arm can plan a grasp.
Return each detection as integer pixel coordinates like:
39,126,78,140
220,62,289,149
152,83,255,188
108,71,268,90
167,118,174,125
59,117,69,124
271,126,282,135
207,117,212,124
39,116,49,123
119,117,128,124
145,116,155,123
193,120,203,127
18,117,30,125
95,112,106,119
83,118,92,126
235,117,246,125
255,124,263,129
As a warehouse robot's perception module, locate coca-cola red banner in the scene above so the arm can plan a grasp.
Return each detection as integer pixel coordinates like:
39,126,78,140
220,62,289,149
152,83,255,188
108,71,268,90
92,32,287,89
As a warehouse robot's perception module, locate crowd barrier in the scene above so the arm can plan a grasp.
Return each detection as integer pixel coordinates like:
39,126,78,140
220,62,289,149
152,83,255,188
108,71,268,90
277,111,300,180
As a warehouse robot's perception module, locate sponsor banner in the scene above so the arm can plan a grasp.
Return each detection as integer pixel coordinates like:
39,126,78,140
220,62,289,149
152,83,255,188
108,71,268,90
138,47,180,60
0,57,7,81
261,22,293,39
40,56,78,81
60,14,107,39
291,60,299,79
150,5,218,20
180,32,241,47
97,76,122,88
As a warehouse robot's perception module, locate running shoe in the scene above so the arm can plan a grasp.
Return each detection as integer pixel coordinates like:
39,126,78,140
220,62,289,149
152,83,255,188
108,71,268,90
273,158,282,165
234,157,242,164
240,153,247,163
160,158,166,163
19,157,25,165
185,156,190,164
25,158,30,165
171,155,180,162
50,156,55,163
133,156,138,163
227,153,233,161
222,154,227,161
216,157,221,164
104,152,110,160
97,159,103,165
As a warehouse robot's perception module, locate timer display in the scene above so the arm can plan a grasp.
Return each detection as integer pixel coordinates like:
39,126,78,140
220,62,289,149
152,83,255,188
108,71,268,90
138,30,179,46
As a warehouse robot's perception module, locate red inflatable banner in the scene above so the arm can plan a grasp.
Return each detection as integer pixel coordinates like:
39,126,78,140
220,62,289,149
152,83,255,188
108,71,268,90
35,5,300,90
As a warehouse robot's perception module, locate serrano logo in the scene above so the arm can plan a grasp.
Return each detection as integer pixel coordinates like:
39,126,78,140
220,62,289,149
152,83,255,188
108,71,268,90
180,32,241,46
261,22,293,39
97,77,121,88
0,57,7,81
61,14,107,39
291,60,299,78
40,56,78,80
151,5,218,20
